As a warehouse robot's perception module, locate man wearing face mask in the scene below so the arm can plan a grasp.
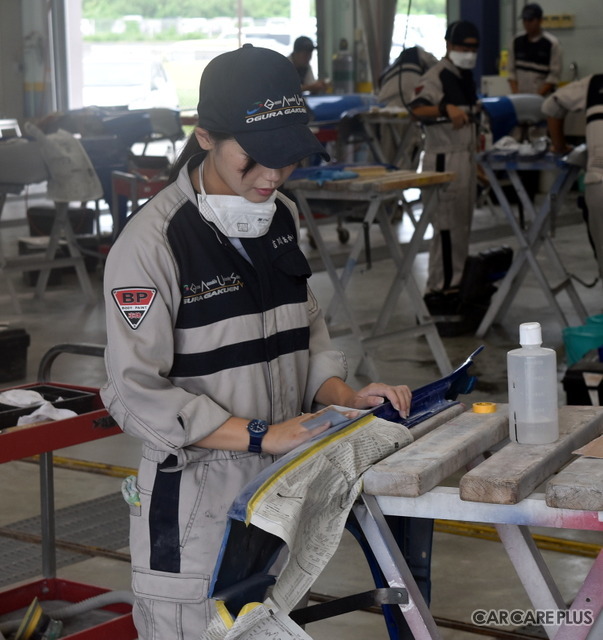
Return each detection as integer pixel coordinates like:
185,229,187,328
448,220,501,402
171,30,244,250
409,21,480,299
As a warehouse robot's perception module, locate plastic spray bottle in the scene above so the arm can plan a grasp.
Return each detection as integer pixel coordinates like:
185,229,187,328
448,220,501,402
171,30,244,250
507,322,559,444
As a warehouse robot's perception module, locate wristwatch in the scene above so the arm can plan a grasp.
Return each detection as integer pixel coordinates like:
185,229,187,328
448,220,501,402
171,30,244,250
247,419,269,453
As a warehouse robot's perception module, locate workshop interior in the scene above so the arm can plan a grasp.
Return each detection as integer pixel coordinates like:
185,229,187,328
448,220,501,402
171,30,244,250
1,0,602,639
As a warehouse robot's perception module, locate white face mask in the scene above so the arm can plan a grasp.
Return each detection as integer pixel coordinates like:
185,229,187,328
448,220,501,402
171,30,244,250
448,50,477,70
196,166,277,238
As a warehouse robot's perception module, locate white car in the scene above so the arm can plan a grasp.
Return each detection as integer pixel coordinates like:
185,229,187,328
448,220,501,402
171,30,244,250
82,59,179,110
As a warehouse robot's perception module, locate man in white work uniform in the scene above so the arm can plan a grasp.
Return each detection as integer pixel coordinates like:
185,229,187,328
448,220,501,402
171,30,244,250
409,21,480,297
507,3,563,214
542,74,603,278
378,46,439,108
508,2,562,97
377,46,439,167
288,36,328,94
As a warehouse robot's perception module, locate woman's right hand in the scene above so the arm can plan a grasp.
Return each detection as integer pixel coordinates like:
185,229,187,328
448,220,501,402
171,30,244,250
261,413,332,455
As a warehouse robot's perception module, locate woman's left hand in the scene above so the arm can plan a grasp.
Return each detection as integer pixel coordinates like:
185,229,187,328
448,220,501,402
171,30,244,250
343,383,412,418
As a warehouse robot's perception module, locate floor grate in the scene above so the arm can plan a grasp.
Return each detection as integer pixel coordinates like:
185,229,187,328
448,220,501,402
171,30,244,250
0,492,129,587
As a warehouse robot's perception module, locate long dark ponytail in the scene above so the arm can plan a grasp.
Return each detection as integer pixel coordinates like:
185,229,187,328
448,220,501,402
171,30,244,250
168,128,257,184
168,132,205,184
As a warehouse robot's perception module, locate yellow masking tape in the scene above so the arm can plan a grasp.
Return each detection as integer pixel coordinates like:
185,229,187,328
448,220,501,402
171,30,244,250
473,402,497,413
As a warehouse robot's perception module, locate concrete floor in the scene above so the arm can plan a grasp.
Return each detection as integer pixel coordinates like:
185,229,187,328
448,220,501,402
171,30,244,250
0,178,602,639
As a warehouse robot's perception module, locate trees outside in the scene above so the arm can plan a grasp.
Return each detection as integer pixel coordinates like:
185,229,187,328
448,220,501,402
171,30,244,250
82,0,292,20
82,0,445,21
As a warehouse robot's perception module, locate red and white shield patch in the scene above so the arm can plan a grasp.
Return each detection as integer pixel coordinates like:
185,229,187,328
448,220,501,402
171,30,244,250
112,287,157,329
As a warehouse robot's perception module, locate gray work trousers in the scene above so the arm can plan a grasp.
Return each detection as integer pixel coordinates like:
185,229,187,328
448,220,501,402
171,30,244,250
421,146,476,292
129,446,274,640
585,173,603,279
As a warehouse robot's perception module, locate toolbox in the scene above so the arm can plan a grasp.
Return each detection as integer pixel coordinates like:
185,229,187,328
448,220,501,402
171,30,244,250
0,579,136,639
0,382,117,463
562,349,603,406
0,328,30,383
0,350,132,639
0,383,96,429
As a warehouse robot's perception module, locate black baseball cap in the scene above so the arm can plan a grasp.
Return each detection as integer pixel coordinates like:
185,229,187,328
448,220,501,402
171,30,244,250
197,45,328,169
521,3,543,20
445,20,480,48
293,36,316,52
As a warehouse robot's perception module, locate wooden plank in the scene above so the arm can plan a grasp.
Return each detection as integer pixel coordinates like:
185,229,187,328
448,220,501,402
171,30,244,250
546,456,603,511
363,404,508,497
285,177,356,191
407,402,466,441
360,110,410,121
342,165,389,177
459,405,603,505
347,171,455,192
285,170,455,194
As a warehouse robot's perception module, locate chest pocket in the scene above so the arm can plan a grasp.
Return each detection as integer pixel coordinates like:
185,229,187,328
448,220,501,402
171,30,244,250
273,244,312,279
271,244,312,308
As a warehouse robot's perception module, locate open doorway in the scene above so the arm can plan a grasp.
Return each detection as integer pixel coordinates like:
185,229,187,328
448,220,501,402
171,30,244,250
389,0,447,65
74,0,317,113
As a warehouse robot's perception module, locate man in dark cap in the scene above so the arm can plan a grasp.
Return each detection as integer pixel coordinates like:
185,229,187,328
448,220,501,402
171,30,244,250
288,35,328,94
507,3,563,226
409,21,481,299
508,3,562,96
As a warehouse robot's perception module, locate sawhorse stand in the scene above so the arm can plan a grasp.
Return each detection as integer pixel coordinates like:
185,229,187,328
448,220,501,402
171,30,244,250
1,192,95,314
286,169,454,380
476,154,588,337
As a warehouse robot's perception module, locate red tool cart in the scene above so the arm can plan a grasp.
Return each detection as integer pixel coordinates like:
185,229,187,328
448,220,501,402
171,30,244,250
0,344,136,639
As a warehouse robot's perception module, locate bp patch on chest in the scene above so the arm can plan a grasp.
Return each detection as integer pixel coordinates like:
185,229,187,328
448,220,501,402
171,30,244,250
112,287,157,329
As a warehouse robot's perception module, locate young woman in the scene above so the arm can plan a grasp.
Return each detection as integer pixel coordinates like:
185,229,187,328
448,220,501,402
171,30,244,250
101,44,411,639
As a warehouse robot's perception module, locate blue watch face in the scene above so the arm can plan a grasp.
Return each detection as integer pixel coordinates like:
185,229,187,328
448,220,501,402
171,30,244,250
247,419,268,453
248,419,268,434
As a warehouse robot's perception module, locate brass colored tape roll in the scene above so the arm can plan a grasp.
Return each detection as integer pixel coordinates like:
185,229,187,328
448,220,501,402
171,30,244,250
473,402,497,413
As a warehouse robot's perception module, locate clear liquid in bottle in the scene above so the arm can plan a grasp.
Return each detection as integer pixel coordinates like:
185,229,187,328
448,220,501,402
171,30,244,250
507,322,559,444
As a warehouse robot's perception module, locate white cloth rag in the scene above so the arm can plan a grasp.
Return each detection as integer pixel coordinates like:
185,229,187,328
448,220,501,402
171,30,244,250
0,389,45,407
17,401,77,425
